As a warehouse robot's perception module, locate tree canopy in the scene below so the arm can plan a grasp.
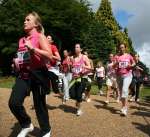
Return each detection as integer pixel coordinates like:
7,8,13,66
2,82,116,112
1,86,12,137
0,0,137,75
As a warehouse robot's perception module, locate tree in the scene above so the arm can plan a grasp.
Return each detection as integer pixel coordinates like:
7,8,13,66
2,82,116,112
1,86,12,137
82,18,116,64
0,0,92,74
96,0,135,53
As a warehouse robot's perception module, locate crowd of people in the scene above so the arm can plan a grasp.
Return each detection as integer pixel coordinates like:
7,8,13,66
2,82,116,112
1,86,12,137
9,12,147,137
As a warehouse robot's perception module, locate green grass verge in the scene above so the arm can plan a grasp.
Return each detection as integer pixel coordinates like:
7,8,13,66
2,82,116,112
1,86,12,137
0,76,15,88
0,77,149,100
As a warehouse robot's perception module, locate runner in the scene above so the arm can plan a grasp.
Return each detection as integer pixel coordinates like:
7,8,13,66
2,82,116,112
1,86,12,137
82,50,94,102
62,50,72,104
69,43,91,116
105,53,120,104
94,61,105,95
46,35,63,96
129,53,146,102
8,12,52,137
115,43,135,116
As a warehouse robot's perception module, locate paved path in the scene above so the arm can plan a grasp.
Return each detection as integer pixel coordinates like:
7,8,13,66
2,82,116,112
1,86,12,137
0,88,150,137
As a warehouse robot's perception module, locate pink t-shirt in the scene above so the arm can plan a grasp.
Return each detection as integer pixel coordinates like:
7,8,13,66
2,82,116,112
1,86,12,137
116,53,134,76
107,62,116,78
46,44,59,69
96,67,105,78
18,31,45,70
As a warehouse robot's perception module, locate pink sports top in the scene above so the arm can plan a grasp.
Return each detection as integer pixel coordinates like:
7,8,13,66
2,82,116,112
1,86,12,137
116,53,134,76
18,31,46,70
72,55,85,78
106,62,116,78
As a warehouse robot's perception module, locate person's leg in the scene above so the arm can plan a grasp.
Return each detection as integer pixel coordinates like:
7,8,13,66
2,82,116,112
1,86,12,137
129,78,136,101
135,82,141,102
8,78,31,128
32,85,51,135
47,71,59,93
85,77,92,102
63,73,70,101
97,77,103,95
105,85,112,103
75,82,84,116
121,74,132,115
113,78,120,102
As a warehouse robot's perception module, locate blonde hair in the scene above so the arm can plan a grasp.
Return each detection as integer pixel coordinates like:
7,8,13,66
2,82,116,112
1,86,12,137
97,61,103,67
27,11,43,33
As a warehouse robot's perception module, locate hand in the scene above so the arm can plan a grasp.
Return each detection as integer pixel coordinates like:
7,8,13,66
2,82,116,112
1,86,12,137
25,40,33,50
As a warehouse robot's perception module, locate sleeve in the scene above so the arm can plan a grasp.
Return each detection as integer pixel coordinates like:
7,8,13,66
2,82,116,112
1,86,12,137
52,45,58,53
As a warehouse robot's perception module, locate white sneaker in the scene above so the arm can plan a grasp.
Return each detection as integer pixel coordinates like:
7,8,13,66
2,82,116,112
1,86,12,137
76,109,83,116
129,96,135,102
82,93,86,100
86,98,91,102
104,100,109,104
116,97,120,103
121,107,127,116
42,130,51,137
99,90,104,96
136,98,140,102
17,123,34,137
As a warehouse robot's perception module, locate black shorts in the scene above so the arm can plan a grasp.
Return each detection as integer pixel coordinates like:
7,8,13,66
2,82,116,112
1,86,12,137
69,78,86,102
82,78,91,92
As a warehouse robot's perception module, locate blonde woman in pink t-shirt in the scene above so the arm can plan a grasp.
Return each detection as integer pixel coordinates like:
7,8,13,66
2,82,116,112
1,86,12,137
9,12,52,137
115,44,135,116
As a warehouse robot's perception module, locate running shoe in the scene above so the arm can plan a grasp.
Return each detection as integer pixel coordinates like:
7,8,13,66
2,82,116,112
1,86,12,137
76,109,83,116
86,98,91,103
104,100,109,104
121,107,127,116
42,130,51,137
99,90,104,96
17,123,34,137
129,96,135,102
136,98,140,102
116,97,120,103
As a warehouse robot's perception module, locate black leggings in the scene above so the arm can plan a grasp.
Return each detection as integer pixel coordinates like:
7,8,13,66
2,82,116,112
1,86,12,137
9,69,51,134
130,78,142,101
96,77,104,90
69,78,86,102
47,71,59,93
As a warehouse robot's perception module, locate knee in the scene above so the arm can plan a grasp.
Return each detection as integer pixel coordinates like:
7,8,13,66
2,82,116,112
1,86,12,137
8,97,20,111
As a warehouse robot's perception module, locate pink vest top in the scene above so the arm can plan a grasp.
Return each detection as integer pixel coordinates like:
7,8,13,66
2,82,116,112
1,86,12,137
72,55,84,78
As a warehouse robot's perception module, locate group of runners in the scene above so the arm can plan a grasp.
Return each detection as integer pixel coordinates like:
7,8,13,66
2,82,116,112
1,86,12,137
9,12,146,137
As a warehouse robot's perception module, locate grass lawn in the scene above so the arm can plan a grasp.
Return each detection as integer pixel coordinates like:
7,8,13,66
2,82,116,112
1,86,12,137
0,76,149,100
0,76,15,88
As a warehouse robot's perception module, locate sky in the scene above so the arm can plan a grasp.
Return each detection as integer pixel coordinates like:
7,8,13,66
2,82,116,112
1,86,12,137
88,0,150,68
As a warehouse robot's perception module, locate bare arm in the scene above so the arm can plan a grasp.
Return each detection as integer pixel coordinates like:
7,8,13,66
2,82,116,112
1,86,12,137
83,55,91,70
25,34,53,60
53,51,61,61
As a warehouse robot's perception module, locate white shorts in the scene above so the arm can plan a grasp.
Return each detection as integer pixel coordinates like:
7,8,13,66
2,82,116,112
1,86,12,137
106,77,118,88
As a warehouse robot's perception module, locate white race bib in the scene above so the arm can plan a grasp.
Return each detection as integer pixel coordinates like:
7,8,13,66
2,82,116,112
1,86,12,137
17,50,31,64
119,61,128,69
72,66,83,74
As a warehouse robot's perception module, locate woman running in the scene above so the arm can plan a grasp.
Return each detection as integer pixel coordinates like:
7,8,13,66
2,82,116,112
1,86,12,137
82,50,94,102
115,43,135,116
105,53,119,104
69,43,91,116
9,12,52,137
94,61,105,95
129,53,146,102
46,35,62,95
62,50,72,103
